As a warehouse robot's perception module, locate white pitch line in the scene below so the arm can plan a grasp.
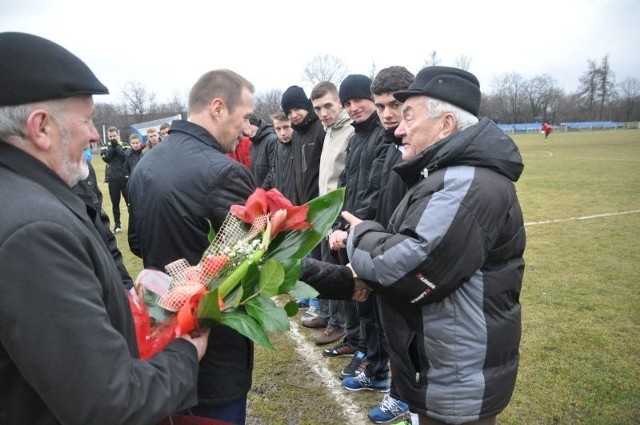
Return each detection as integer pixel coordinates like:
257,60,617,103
288,321,369,425
525,210,640,226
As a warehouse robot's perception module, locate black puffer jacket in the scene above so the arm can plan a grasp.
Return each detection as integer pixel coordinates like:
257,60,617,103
249,118,278,187
128,120,256,407
335,112,385,229
347,118,525,423
291,109,325,204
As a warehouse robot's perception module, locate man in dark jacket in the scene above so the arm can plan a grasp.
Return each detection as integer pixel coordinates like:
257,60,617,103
0,31,207,425
246,114,278,187
100,125,129,233
343,66,526,424
325,74,387,386
128,69,255,424
280,85,325,205
262,111,296,201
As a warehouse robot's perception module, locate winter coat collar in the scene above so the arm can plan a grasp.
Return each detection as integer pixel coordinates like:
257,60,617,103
395,118,524,187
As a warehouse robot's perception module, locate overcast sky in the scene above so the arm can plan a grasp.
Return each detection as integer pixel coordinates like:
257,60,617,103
2,0,639,105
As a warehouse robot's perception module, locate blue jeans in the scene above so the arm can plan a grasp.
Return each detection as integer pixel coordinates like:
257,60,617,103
188,397,247,424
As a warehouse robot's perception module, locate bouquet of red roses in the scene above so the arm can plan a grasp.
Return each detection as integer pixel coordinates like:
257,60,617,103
128,187,344,359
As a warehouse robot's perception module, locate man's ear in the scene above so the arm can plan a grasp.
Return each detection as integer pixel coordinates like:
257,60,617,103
209,98,225,121
25,108,54,150
440,113,458,139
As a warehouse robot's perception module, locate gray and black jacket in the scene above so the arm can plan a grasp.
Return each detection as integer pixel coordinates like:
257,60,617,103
347,118,526,423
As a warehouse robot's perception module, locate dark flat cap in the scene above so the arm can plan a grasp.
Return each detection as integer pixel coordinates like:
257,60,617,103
0,32,109,106
394,66,481,117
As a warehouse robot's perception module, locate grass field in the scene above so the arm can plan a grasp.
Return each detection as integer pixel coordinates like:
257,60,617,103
95,129,640,425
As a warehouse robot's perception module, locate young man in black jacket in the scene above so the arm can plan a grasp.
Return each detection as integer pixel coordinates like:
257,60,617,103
100,126,129,233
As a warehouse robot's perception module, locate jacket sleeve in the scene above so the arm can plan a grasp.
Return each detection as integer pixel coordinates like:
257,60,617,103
346,173,491,305
0,221,199,425
204,161,256,227
299,258,355,300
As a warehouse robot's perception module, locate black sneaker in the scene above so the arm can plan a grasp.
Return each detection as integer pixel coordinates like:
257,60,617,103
322,341,356,358
340,350,366,378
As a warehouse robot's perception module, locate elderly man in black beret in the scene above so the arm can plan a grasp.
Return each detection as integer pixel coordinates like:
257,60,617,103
0,32,208,425
342,66,526,425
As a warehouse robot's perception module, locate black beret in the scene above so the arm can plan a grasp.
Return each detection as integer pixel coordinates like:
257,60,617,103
281,85,311,115
394,66,481,117
339,74,372,105
0,32,109,106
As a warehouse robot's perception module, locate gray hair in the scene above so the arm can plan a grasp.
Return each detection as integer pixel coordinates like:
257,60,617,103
0,101,64,141
425,97,479,131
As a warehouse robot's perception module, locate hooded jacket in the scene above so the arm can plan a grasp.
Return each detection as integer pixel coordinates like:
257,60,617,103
347,118,526,423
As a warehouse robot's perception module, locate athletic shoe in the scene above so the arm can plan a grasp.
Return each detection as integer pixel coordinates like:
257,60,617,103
314,325,345,345
322,341,356,358
340,350,366,377
114,226,122,234
343,371,390,392
368,394,410,424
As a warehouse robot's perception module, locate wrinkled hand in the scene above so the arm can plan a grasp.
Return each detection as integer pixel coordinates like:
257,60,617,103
346,263,370,302
180,328,210,360
352,278,371,302
328,230,348,250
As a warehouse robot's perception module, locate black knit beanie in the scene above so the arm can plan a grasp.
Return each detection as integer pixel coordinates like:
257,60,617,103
339,74,372,105
281,86,311,115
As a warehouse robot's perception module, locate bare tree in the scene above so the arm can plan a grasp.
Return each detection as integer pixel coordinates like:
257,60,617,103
617,77,640,121
161,92,187,117
253,89,283,122
454,55,472,70
368,61,378,81
596,55,616,120
302,54,349,86
121,81,157,123
423,50,441,67
492,72,526,123
523,74,557,121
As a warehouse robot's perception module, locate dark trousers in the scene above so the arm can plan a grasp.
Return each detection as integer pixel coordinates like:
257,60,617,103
188,397,247,425
357,293,389,379
108,180,128,227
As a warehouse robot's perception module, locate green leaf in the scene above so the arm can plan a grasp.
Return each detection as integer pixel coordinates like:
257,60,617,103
218,309,274,350
206,218,216,243
259,259,285,297
245,296,290,333
265,188,344,262
284,300,299,317
197,289,222,321
279,261,302,294
288,280,319,300
239,263,260,302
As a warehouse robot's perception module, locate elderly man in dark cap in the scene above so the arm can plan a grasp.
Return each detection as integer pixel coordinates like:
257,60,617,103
0,32,208,425
342,66,526,425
